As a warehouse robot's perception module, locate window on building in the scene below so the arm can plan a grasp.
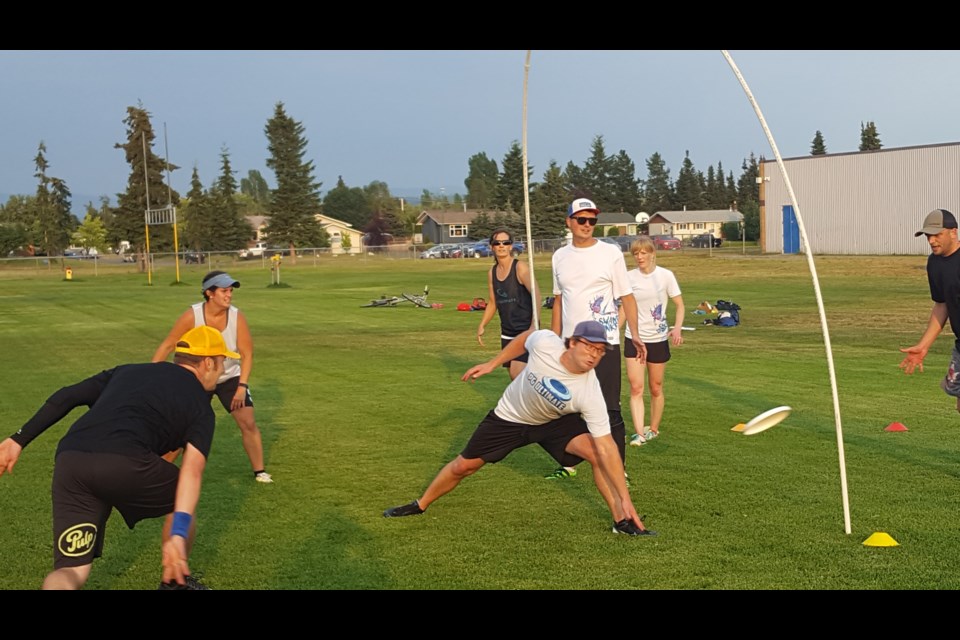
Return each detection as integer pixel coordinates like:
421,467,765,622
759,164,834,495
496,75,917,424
449,225,468,238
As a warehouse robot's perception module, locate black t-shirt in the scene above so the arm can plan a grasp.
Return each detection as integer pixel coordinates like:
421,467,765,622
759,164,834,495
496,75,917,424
927,249,960,349
55,363,216,459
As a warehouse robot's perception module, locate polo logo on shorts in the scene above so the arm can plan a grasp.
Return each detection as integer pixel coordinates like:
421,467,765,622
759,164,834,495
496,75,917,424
58,523,97,557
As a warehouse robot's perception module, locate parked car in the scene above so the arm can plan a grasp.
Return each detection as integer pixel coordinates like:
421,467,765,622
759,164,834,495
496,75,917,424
419,243,456,259
652,235,682,251
511,241,525,256
238,242,268,260
467,241,494,258
600,236,636,252
183,251,206,264
690,234,722,248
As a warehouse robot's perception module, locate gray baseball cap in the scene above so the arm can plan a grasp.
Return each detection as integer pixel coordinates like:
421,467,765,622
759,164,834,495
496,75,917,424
915,209,958,237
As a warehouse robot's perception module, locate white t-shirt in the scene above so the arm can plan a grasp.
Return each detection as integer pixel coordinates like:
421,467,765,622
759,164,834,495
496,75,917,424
495,330,611,437
551,240,632,345
624,266,681,343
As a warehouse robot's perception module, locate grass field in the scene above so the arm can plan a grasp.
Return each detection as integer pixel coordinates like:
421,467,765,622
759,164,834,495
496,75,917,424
2,247,960,590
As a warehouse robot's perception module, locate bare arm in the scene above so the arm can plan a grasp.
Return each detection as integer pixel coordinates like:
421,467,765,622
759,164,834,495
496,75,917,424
619,294,646,362
592,434,641,527
161,442,207,585
463,328,535,381
231,312,254,411
550,294,563,336
669,294,686,345
900,302,949,374
477,268,498,346
152,309,196,363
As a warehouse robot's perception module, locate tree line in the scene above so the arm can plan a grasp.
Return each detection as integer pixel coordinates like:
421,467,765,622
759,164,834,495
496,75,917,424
0,102,884,259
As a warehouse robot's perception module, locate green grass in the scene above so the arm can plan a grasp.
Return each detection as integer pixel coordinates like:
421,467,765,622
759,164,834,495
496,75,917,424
1,249,958,589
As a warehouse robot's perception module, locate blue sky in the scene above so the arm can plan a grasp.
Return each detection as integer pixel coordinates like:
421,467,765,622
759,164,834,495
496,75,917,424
2,50,959,210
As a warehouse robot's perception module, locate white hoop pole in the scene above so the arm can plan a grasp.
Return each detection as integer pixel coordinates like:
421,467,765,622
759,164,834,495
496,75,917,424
721,50,851,534
520,50,539,329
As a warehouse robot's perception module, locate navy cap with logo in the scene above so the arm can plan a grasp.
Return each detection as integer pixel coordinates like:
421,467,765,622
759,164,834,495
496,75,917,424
570,320,613,350
915,209,958,237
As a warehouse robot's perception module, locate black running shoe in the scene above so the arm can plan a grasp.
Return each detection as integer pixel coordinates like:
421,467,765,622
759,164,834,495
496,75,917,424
383,500,424,517
612,518,657,536
158,574,212,590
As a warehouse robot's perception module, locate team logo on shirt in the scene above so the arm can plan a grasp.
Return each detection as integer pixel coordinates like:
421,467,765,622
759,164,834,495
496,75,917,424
58,523,97,557
526,374,571,409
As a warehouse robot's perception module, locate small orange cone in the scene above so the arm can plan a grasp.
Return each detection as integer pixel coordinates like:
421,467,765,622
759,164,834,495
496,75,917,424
885,422,908,432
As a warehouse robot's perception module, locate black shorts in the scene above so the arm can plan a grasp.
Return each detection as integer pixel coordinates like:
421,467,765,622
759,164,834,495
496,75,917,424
500,336,530,368
211,376,254,413
461,410,588,468
51,451,179,569
625,339,671,364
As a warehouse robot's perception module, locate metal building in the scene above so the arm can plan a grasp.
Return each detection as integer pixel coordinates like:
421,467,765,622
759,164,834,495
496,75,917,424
760,141,960,255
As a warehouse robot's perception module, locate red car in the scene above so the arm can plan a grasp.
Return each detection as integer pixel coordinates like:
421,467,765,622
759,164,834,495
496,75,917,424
652,235,681,251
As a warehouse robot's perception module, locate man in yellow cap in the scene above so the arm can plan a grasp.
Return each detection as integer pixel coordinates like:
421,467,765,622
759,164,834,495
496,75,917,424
0,325,238,590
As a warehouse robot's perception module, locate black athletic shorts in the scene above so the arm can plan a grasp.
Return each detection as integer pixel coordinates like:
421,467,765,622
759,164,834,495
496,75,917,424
461,410,588,469
51,451,179,569
211,376,254,413
500,336,530,368
625,339,671,364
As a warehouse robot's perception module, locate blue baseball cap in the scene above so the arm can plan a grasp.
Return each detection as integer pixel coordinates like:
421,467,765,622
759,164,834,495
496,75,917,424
571,320,613,350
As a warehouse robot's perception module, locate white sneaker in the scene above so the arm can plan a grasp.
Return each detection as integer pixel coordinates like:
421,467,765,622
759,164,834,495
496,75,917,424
644,430,659,441
255,471,274,484
629,433,647,447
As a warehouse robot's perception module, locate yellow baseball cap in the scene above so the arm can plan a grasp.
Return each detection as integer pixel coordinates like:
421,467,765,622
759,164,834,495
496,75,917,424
174,326,241,359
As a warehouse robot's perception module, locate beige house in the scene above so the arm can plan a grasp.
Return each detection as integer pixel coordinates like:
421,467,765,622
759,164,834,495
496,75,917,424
648,210,743,242
242,213,363,254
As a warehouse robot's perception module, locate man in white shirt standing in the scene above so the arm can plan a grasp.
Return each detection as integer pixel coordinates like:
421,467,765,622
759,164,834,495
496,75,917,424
546,198,644,480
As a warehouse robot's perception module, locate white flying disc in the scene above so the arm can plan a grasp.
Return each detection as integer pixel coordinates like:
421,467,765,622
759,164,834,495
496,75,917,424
741,406,792,436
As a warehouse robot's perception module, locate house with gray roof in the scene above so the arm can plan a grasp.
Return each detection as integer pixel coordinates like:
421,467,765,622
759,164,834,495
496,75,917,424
648,210,744,243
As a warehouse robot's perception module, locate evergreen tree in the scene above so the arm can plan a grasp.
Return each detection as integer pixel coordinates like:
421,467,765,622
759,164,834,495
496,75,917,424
494,140,532,213
859,121,882,151
530,160,570,238
111,105,181,257
582,135,612,207
32,142,74,256
264,102,327,250
208,146,255,250
464,152,499,209
736,153,761,240
673,151,705,211
564,160,588,198
607,150,642,214
811,130,827,155
181,167,212,251
643,152,673,214
240,169,271,213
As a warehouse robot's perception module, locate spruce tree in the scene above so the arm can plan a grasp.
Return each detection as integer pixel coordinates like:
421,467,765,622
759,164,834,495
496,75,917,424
464,152,499,209
209,146,255,251
494,141,532,213
529,160,570,238
32,142,74,256
264,102,326,250
811,130,827,155
643,152,673,214
859,121,882,151
112,105,180,256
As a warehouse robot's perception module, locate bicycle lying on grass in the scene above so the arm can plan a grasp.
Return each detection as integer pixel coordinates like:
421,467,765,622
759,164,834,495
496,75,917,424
361,286,431,308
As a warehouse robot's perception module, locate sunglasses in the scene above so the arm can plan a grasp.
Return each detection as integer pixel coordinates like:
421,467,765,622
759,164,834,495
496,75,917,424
491,240,513,246
572,216,598,226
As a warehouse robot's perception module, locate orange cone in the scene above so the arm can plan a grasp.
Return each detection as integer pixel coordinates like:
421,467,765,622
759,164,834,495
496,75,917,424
884,422,908,432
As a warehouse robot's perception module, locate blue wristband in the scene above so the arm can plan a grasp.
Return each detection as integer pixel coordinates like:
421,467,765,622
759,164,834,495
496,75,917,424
171,511,192,538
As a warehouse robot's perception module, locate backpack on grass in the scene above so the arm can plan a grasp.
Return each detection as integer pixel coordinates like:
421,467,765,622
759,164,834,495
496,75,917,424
713,300,740,327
